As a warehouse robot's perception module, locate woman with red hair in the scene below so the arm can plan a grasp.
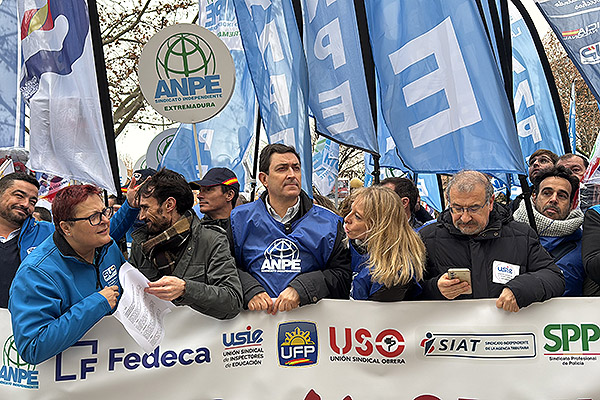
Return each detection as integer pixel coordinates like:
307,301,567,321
9,185,124,364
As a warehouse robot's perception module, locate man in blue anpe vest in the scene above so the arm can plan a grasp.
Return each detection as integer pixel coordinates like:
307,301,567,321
229,144,351,314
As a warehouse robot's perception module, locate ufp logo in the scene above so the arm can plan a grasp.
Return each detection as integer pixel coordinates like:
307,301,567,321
580,42,600,65
278,322,318,367
544,324,600,354
261,238,302,273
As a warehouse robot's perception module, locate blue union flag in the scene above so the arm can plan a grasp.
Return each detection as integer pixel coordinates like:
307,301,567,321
365,0,526,175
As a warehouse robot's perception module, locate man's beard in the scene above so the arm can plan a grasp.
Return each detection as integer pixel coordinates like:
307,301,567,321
0,205,29,226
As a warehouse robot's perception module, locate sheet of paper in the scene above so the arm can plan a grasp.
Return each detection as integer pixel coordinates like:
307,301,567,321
113,262,175,353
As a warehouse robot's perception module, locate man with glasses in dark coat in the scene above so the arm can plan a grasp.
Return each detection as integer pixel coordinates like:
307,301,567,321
418,170,564,312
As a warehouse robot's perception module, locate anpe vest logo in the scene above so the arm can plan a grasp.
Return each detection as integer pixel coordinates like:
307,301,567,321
278,322,318,367
261,238,301,273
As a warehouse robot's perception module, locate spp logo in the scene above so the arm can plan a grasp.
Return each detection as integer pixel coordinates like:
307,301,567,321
580,42,600,64
329,327,405,358
544,324,600,353
261,238,302,273
278,322,318,367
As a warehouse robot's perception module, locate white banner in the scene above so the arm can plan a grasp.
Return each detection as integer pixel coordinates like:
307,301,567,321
2,298,600,399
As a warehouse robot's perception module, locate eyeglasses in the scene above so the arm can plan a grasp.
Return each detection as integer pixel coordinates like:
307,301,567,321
448,203,487,215
529,156,553,167
65,207,113,226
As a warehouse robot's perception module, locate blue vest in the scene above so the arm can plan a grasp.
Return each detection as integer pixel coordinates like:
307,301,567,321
349,241,382,300
231,200,340,298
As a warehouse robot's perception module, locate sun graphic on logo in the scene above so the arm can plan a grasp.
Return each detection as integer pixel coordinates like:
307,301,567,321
282,327,315,346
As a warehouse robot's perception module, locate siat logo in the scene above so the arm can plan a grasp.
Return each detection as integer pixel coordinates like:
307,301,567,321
153,32,221,99
20,0,89,100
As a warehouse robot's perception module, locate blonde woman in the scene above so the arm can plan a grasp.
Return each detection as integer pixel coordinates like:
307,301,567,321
344,186,426,301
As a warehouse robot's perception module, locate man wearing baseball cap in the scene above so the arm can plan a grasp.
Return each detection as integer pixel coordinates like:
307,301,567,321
190,167,240,232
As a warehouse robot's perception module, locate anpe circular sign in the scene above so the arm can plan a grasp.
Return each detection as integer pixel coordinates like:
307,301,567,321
139,24,235,123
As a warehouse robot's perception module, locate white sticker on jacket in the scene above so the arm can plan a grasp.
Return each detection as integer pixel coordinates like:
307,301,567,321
492,260,520,284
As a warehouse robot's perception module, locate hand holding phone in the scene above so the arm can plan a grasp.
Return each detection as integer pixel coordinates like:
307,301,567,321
447,268,472,295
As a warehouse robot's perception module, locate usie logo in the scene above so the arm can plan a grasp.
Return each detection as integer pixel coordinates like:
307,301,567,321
222,326,263,348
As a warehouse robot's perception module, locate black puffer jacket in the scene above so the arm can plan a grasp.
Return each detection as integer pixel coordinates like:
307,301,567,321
418,204,564,308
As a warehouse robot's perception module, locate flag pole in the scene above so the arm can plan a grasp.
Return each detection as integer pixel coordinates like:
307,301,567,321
87,0,123,199
250,111,262,202
354,0,381,184
192,123,203,180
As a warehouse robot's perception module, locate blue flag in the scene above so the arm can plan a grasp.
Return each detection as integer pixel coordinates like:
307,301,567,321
415,174,443,213
568,80,576,153
0,0,24,147
300,0,377,153
510,3,564,160
233,0,312,194
161,0,256,189
312,137,339,196
365,0,525,175
536,0,600,103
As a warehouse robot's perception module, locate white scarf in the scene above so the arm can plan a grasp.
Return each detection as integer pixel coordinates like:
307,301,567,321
513,200,583,237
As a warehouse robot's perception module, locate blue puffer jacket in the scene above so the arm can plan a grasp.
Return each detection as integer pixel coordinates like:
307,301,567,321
540,230,584,297
9,232,124,365
17,200,138,262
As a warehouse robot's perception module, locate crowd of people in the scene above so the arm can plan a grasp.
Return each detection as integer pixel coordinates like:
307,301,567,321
2,143,599,365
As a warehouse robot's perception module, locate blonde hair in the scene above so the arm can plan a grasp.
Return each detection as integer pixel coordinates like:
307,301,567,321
353,186,426,287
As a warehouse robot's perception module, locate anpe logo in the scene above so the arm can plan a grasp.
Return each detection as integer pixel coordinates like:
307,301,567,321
138,24,235,123
543,324,600,366
156,32,216,79
278,322,318,367
0,335,38,389
261,238,302,273
329,327,406,365
154,32,222,100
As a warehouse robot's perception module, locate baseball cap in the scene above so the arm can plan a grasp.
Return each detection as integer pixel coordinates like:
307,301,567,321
190,167,240,192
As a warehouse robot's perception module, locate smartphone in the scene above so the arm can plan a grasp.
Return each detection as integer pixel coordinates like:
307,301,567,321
447,268,472,294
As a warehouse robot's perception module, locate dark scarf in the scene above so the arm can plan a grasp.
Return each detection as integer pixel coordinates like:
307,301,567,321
141,210,194,276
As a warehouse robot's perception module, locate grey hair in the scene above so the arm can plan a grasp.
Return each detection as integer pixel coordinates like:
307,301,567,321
445,170,493,203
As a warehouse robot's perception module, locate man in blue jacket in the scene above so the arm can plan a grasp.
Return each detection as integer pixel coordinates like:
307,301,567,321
0,172,139,308
513,166,584,296
229,144,351,314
